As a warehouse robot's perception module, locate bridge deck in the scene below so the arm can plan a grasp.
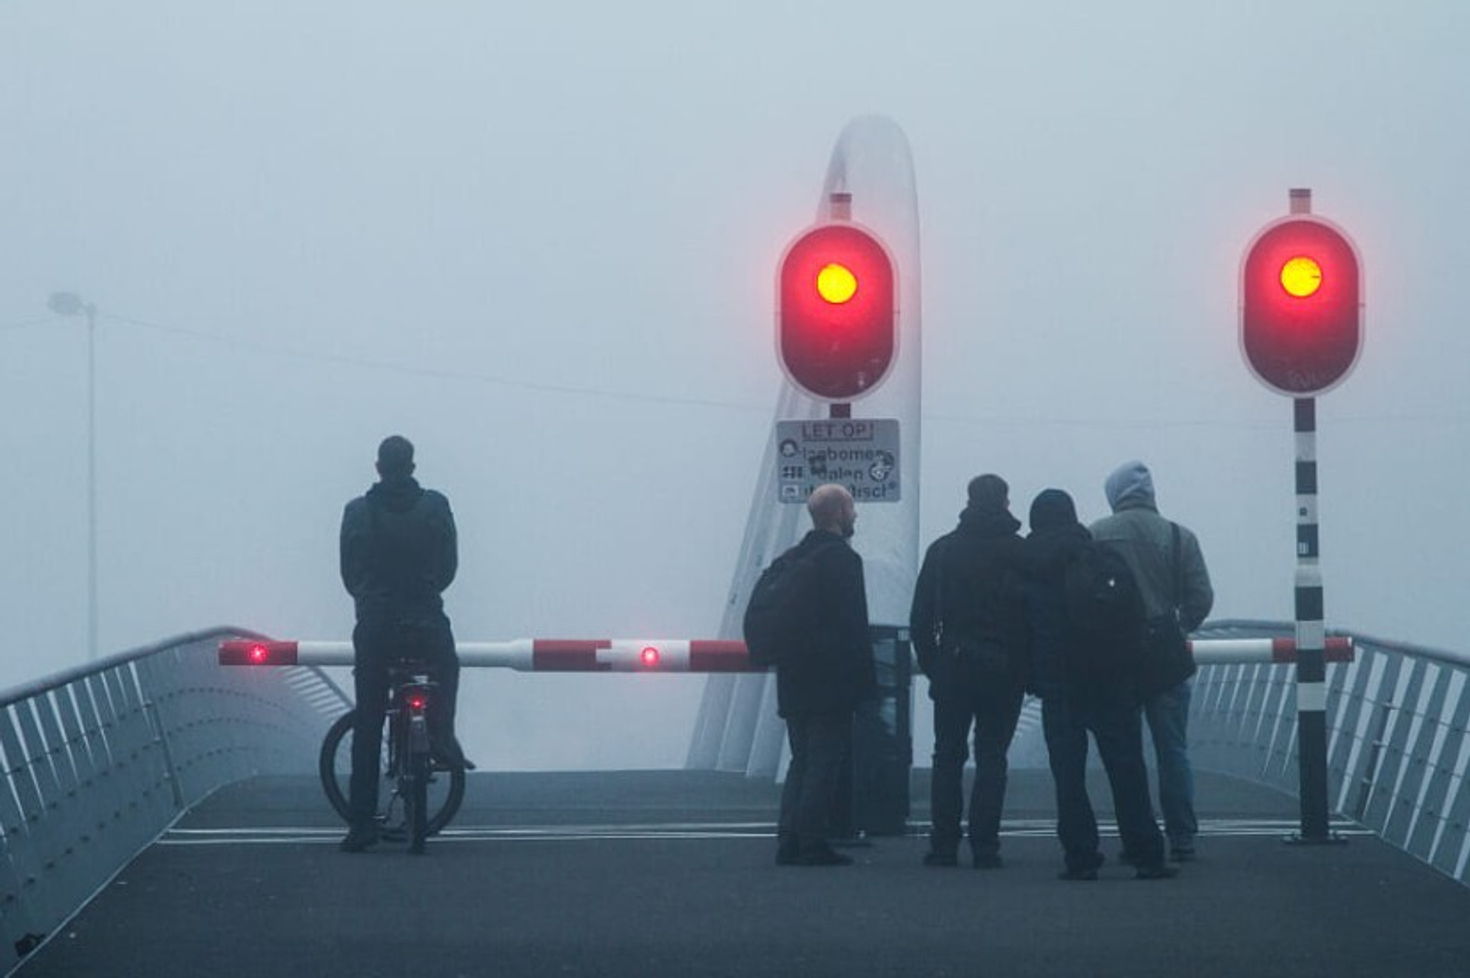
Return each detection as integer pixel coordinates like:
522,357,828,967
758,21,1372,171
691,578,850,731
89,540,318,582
19,770,1469,977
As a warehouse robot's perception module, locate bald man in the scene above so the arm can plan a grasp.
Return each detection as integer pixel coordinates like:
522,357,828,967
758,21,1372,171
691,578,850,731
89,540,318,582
773,484,876,867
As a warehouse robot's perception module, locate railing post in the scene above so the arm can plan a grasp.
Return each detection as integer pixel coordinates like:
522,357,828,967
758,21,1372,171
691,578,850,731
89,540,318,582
143,698,185,812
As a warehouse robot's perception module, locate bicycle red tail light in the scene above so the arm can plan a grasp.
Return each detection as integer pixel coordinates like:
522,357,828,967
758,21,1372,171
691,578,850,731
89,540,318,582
407,694,428,711
248,644,269,664
640,646,660,668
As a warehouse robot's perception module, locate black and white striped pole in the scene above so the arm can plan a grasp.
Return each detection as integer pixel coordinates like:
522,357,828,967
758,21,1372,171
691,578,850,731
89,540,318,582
1292,395,1332,840
1240,187,1363,844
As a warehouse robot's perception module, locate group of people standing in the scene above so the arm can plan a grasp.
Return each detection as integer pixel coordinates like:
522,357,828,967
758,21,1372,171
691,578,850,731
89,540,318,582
340,437,1212,874
771,461,1212,880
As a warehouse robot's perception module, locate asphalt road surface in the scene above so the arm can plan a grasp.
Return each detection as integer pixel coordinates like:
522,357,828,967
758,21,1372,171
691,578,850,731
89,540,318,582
18,769,1470,977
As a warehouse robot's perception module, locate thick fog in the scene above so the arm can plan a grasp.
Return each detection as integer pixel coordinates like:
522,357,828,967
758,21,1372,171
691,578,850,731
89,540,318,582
3,2,1467,769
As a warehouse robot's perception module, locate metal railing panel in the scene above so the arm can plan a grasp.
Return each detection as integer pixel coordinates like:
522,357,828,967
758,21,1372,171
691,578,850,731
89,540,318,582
1409,673,1467,869
0,627,348,975
1438,722,1470,880
1190,620,1470,887
1363,655,1419,834
1393,663,1452,856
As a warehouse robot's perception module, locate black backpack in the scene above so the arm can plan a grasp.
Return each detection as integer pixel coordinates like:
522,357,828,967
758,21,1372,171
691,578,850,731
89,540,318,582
1061,541,1145,673
742,543,826,668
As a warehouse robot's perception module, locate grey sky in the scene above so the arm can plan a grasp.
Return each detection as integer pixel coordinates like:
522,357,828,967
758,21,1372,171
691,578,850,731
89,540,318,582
3,2,1467,768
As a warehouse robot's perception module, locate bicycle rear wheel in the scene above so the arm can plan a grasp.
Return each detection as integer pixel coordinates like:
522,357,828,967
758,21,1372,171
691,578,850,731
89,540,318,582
319,709,466,836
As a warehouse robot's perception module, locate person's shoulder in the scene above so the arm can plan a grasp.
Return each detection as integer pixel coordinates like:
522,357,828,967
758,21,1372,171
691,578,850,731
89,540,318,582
343,495,369,518
811,533,858,566
1174,520,1205,549
922,529,956,560
1091,508,1156,534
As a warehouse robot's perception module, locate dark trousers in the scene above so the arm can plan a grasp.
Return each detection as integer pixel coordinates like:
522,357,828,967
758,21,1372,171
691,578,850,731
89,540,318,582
348,617,460,825
930,676,1025,858
1041,681,1165,871
778,712,851,856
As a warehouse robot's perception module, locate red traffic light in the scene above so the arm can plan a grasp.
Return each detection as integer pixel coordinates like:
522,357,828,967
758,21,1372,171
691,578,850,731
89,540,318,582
777,222,897,401
1240,215,1362,396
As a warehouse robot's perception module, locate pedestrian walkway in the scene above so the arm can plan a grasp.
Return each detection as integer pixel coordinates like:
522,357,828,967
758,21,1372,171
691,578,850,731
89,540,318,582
20,770,1470,977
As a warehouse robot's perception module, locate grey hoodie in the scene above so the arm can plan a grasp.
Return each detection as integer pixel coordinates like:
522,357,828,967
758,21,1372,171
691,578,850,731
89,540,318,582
1090,461,1214,631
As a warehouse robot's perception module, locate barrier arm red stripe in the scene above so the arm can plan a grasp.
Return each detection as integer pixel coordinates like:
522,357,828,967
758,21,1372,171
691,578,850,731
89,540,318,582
533,639,613,672
218,640,300,666
689,641,756,672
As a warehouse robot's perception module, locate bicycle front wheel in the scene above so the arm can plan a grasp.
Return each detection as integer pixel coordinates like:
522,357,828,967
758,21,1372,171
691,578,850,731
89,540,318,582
319,709,467,836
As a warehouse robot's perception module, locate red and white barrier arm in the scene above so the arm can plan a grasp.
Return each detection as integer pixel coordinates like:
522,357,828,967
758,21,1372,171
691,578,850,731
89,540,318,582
218,638,751,671
1195,636,1354,665
219,636,1352,672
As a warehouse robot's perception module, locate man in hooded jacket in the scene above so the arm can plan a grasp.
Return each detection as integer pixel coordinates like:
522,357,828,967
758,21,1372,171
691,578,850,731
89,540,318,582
1024,488,1174,880
909,475,1028,868
1090,461,1213,861
338,435,468,853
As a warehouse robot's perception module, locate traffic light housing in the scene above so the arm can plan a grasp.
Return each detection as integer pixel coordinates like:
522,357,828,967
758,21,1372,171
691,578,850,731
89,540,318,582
1240,215,1362,396
777,222,897,401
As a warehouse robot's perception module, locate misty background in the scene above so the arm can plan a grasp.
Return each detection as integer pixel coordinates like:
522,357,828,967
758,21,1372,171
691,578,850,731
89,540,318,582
3,2,1467,770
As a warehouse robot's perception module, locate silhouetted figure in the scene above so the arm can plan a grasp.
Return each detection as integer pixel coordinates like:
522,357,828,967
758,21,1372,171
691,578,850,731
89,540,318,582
1091,461,1213,862
338,435,469,853
774,484,875,867
909,475,1028,869
1024,488,1175,881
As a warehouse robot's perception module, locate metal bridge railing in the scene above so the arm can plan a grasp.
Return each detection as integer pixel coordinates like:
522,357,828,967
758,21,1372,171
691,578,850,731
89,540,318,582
1192,619,1470,886
0,626,347,973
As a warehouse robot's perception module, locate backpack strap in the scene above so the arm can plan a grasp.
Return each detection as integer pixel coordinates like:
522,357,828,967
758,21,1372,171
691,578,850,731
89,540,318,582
1169,520,1182,613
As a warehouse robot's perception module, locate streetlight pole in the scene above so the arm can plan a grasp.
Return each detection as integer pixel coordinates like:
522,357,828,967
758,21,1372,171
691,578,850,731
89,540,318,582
48,291,100,661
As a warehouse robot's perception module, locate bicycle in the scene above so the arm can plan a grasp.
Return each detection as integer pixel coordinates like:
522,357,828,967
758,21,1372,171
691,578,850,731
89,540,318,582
319,657,466,853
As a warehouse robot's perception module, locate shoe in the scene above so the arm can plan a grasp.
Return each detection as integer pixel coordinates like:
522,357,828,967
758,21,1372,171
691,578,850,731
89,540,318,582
431,737,477,772
1135,863,1180,880
431,753,477,772
972,853,1003,870
829,832,873,849
1170,847,1196,862
797,847,854,866
339,823,380,853
1061,851,1105,879
922,850,958,868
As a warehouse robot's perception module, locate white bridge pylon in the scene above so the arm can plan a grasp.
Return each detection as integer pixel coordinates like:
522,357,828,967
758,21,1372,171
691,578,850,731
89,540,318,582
687,113,927,778
218,637,1353,671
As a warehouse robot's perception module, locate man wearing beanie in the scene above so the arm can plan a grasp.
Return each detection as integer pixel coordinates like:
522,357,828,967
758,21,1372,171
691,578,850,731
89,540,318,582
1091,461,1214,862
1024,489,1174,880
909,475,1029,869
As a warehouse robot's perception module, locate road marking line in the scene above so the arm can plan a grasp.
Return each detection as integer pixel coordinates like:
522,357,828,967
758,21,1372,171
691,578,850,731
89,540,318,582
159,818,1371,846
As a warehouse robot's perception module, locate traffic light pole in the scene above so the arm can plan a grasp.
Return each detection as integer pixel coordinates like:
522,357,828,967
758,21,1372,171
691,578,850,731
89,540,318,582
1289,396,1340,844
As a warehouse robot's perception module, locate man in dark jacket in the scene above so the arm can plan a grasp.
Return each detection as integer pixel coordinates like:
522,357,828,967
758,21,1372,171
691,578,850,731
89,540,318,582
775,484,875,867
1024,489,1174,881
1090,460,1213,862
908,475,1028,868
338,435,468,853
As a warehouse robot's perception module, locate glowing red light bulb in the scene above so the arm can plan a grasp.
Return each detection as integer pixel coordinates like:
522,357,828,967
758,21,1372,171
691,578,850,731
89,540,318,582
640,646,660,668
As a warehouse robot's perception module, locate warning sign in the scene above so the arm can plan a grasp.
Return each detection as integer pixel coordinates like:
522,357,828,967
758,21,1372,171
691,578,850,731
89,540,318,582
774,419,901,504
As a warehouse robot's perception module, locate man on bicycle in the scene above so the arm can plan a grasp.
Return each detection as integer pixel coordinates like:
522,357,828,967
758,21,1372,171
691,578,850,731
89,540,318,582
338,435,471,853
